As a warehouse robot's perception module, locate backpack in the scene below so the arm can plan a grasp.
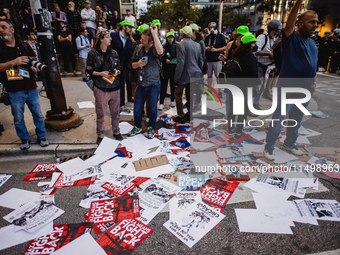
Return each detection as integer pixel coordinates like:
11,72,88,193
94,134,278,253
218,58,242,83
135,44,163,79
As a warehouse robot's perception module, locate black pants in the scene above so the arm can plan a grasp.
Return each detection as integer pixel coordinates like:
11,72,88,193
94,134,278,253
227,85,248,134
118,68,132,106
160,65,175,104
60,45,75,72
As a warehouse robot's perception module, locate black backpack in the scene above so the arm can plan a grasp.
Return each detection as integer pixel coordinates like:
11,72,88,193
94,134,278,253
219,58,242,83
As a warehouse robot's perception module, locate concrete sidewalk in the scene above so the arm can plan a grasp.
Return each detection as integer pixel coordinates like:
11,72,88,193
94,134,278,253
0,76,318,158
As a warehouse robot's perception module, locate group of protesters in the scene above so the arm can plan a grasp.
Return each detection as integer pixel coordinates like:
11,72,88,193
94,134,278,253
0,0,337,167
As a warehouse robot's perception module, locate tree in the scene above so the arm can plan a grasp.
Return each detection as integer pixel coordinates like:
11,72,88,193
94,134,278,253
222,11,251,29
138,0,201,31
195,6,219,29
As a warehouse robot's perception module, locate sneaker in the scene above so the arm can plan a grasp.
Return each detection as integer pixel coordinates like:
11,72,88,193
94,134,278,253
37,137,49,147
173,116,186,124
62,72,67,77
184,113,190,122
282,144,303,156
128,126,142,137
171,101,175,108
20,139,30,150
96,137,103,145
158,104,164,110
113,134,123,141
228,127,236,134
264,147,275,160
254,104,261,110
147,126,154,139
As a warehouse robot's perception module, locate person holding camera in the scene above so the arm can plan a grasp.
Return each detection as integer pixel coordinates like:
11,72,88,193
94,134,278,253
86,29,124,145
128,25,164,139
0,20,49,150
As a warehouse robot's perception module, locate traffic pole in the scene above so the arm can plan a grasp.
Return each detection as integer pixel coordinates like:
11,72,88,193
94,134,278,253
325,56,332,74
29,0,82,130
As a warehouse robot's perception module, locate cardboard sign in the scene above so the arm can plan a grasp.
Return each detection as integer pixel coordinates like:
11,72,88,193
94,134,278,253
132,154,169,171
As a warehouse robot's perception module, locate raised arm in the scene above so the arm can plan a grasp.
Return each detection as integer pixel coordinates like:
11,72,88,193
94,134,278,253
285,0,303,38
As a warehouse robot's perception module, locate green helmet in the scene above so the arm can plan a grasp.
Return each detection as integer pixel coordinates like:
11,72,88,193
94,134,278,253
236,26,249,35
137,24,149,34
241,33,260,44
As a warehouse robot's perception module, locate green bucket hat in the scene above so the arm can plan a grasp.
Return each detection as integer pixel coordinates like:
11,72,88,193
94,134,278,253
236,25,249,35
189,23,199,31
241,33,260,44
180,26,192,35
137,24,149,33
118,20,136,29
166,32,175,38
152,19,161,26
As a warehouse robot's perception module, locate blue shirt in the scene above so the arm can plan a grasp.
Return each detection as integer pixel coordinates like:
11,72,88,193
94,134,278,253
119,31,127,48
278,30,318,90
76,35,90,59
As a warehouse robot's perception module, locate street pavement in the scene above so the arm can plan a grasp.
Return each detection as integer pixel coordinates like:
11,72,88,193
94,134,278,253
0,74,340,254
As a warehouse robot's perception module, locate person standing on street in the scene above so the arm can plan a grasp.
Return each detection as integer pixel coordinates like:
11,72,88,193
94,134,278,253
76,27,91,81
57,20,76,77
124,10,137,30
128,26,164,139
66,1,82,42
254,19,282,110
110,20,135,108
204,21,227,87
86,29,123,145
173,26,203,124
0,20,49,150
81,0,97,48
263,0,318,160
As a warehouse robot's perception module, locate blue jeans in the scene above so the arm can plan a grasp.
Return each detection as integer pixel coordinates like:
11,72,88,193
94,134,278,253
8,89,46,140
265,93,310,150
134,81,160,129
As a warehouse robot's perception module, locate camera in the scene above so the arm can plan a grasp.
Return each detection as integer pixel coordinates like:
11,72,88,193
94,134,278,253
0,92,11,105
28,57,47,72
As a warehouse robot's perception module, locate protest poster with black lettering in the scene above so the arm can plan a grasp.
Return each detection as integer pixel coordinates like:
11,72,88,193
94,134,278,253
96,218,153,255
23,163,60,182
88,195,140,224
52,173,96,187
164,201,225,248
169,191,202,220
23,223,93,255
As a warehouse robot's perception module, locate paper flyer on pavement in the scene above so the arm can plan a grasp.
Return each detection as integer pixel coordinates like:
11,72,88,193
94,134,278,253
88,195,140,224
128,178,182,224
220,164,250,181
169,191,202,220
177,174,205,191
101,181,136,197
79,182,116,208
200,178,239,209
170,137,191,151
96,218,154,255
0,175,12,187
23,223,93,255
4,199,64,233
23,163,59,182
293,199,340,221
306,153,338,170
163,201,225,248
52,173,96,187
64,164,102,182
256,173,306,198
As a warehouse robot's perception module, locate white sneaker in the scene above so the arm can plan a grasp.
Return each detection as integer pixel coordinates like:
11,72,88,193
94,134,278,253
158,104,164,110
264,148,275,161
171,101,175,107
282,144,303,156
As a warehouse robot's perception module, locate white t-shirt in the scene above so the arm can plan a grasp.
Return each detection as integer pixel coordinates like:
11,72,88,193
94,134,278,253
125,15,136,25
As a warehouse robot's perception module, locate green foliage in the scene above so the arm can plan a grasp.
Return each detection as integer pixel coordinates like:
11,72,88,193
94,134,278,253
310,3,330,24
222,11,251,29
195,6,219,29
138,0,201,31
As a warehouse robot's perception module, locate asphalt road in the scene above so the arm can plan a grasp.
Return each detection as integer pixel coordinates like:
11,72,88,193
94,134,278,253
0,73,340,255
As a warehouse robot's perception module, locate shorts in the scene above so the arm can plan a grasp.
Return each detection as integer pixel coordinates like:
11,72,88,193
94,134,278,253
87,28,96,41
207,61,223,78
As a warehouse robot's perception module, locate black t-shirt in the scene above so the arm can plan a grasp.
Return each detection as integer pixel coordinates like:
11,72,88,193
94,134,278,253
58,30,72,46
204,33,227,62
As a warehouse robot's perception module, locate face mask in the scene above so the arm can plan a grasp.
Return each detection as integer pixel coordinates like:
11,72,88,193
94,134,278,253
252,44,258,52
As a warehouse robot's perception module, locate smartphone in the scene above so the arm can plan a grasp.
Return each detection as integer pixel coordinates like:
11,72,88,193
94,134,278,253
142,56,148,62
